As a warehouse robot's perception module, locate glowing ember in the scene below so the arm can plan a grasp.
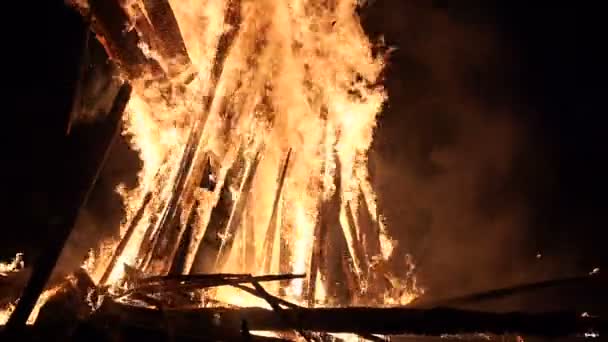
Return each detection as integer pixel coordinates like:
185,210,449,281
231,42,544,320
80,0,422,307
0,253,24,276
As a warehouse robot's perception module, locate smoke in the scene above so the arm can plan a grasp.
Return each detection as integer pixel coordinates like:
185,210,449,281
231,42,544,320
363,1,561,299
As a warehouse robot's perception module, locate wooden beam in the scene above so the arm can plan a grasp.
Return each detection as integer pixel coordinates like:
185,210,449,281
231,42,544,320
261,149,292,274
5,83,132,332
215,146,263,269
98,192,152,286
190,146,248,274
87,0,164,79
140,0,191,71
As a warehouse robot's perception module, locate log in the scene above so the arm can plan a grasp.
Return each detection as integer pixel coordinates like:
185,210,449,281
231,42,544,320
344,200,370,299
141,121,202,274
168,200,199,275
99,192,153,286
142,0,243,276
120,273,305,299
318,156,354,305
33,269,96,335
261,149,292,273
356,188,381,262
190,146,248,274
5,83,132,332
95,301,608,338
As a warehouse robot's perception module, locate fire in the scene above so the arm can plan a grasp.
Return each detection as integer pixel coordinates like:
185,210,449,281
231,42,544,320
0,253,24,276
79,0,421,307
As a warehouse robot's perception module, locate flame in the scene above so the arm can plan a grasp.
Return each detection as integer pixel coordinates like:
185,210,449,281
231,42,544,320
0,303,15,325
0,253,24,275
81,0,422,308
26,286,65,325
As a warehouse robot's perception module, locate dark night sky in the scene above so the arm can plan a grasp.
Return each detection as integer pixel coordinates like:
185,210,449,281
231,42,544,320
2,1,607,302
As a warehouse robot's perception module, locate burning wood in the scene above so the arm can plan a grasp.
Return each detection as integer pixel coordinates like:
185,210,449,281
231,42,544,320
261,149,292,274
85,0,165,79
79,0,404,310
139,0,191,71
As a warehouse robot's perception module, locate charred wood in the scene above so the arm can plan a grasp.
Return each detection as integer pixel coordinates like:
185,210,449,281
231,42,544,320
139,0,243,277
356,188,381,262
410,273,603,310
87,0,164,79
278,197,291,295
343,200,370,300
0,268,31,308
32,269,96,335
190,147,248,274
261,149,292,273
99,192,153,286
242,205,256,271
169,200,199,275
320,157,353,305
142,125,202,274
140,0,191,71
5,83,132,332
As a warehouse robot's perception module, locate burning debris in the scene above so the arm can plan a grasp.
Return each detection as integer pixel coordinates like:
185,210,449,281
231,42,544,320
71,0,416,308
1,0,607,340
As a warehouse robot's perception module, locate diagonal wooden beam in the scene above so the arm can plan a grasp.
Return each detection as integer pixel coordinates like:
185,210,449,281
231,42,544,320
261,149,292,274
5,83,132,332
140,0,191,70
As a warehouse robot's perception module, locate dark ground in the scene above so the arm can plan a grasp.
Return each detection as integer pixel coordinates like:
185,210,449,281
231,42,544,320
1,0,606,313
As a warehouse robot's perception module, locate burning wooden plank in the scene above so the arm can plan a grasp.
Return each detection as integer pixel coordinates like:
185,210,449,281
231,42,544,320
190,146,249,274
168,200,199,275
98,192,153,286
242,205,256,271
261,149,292,274
215,146,264,269
140,0,191,71
137,0,244,276
84,0,164,79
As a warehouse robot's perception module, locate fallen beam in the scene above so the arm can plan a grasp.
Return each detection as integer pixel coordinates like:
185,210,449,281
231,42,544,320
96,301,607,338
261,149,292,273
5,83,132,332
